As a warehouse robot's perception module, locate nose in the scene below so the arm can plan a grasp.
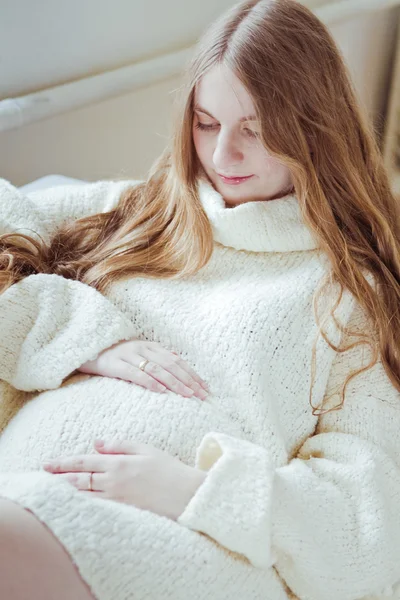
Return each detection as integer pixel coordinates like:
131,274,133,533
212,131,244,172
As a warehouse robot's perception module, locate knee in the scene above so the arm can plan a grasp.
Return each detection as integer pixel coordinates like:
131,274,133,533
0,499,96,600
0,497,43,552
0,496,27,523
0,498,30,544
0,498,56,578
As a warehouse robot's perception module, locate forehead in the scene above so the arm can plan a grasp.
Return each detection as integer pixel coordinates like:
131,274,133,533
194,64,256,119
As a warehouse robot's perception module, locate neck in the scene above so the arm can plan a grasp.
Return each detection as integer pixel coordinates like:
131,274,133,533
223,184,296,208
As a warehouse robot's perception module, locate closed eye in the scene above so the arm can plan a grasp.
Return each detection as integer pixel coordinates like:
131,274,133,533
194,122,217,131
194,122,259,138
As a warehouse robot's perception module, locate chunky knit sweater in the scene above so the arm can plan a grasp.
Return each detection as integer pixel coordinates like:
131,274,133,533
0,177,399,600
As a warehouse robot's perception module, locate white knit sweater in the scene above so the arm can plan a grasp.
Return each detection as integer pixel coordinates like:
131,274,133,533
0,177,399,600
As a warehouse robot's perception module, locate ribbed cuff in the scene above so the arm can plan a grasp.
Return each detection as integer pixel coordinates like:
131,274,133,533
177,431,276,569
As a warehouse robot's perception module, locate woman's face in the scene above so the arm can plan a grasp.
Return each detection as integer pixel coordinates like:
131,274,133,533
192,64,293,207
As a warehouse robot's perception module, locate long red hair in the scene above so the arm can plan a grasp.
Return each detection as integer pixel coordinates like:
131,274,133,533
1,0,399,414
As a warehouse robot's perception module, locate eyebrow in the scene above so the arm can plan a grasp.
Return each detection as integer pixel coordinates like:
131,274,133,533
194,104,257,122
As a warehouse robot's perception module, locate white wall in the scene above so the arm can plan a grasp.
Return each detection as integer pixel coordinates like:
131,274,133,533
0,0,399,185
0,75,181,184
0,0,237,99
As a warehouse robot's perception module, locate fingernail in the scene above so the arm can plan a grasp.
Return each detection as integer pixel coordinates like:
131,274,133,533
94,439,104,447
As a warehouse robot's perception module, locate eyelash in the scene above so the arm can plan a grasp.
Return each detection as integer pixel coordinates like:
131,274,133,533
194,122,259,139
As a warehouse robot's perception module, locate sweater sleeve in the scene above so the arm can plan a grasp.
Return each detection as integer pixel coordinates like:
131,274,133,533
177,301,400,600
0,176,141,244
0,177,140,392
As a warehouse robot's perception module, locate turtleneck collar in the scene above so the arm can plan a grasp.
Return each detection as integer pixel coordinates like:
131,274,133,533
196,178,319,253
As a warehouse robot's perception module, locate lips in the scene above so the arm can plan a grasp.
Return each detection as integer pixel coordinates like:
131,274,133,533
218,174,252,179
218,173,254,185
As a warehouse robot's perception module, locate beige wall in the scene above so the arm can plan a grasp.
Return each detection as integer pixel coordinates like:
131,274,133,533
0,76,181,184
1,0,399,185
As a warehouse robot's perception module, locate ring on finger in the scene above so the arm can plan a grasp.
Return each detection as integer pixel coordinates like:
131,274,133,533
139,359,150,372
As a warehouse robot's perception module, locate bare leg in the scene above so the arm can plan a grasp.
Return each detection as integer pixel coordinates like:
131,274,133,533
0,498,96,600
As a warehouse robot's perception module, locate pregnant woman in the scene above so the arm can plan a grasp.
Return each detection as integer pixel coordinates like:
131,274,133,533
0,1,400,599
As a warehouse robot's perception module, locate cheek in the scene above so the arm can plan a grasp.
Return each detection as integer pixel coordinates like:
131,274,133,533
257,152,286,176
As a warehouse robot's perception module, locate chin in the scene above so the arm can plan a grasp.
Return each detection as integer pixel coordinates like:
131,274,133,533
222,194,259,208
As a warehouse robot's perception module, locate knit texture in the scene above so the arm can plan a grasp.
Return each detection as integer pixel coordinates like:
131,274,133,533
0,177,399,600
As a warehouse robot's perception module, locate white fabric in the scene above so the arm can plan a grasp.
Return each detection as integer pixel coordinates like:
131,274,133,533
197,178,318,252
19,174,86,194
0,176,399,600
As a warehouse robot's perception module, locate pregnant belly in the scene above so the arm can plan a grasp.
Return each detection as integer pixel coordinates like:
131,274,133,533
0,373,246,472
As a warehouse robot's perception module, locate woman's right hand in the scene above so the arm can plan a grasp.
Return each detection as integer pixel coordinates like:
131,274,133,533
77,339,209,400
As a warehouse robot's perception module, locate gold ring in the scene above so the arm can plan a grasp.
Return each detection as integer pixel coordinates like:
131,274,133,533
139,359,150,372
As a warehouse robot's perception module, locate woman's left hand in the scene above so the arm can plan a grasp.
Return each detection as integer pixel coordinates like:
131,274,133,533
42,439,206,521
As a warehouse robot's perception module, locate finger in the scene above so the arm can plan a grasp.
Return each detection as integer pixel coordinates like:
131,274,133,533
118,357,194,398
109,359,168,393
94,439,148,455
137,350,205,399
42,454,106,473
167,353,210,392
50,472,108,492
145,345,209,393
